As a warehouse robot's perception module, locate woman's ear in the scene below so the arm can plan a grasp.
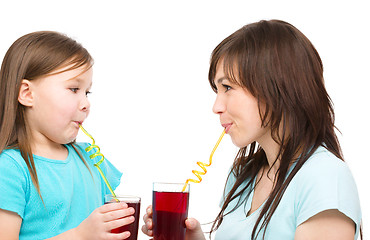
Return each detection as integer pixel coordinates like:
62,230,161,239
18,79,33,107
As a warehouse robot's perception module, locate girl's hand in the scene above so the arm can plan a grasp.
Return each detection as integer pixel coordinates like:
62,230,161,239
141,205,206,240
75,202,135,240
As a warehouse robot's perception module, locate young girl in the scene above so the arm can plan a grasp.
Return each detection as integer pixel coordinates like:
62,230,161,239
142,20,362,239
0,31,134,239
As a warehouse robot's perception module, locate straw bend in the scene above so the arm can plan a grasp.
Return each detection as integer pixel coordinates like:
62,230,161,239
79,124,117,198
182,129,226,192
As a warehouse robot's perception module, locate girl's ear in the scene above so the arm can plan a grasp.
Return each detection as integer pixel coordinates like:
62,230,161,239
18,79,33,107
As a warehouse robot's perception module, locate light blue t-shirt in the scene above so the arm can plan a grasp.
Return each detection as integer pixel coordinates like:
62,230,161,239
215,146,362,240
0,142,122,240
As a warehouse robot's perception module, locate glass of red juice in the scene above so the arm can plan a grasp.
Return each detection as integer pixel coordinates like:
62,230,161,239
152,182,190,240
104,194,141,240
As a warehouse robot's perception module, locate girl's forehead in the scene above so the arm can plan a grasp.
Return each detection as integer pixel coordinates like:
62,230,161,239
48,63,91,76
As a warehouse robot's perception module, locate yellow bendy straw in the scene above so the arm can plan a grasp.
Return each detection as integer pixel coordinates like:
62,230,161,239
79,124,117,199
182,128,226,192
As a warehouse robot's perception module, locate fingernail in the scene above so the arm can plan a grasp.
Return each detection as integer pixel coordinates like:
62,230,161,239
121,202,128,208
124,231,131,238
186,219,194,228
130,207,135,214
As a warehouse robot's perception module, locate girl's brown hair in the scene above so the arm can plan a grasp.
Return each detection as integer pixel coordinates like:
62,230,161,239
0,31,93,198
208,20,357,239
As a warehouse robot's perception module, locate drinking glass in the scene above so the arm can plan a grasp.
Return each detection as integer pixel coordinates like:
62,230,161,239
105,194,141,240
152,182,190,240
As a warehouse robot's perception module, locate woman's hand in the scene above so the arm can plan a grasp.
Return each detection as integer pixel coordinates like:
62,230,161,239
142,205,206,240
184,218,206,240
141,205,154,237
74,202,135,240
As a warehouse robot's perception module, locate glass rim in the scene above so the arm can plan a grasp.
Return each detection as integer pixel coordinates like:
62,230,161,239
104,194,141,202
153,182,186,185
153,182,190,192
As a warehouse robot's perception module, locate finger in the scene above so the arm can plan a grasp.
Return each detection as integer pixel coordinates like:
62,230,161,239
100,202,128,213
144,218,153,230
108,231,131,240
141,224,153,236
185,218,201,230
143,212,152,223
106,216,135,231
185,218,206,240
103,207,135,222
146,205,153,217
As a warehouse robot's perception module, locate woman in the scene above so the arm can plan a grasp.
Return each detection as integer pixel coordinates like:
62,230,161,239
142,20,362,239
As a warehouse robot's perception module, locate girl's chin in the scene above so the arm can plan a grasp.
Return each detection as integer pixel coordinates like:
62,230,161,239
65,134,78,144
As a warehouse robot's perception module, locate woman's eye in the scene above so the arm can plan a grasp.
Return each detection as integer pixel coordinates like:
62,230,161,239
222,84,232,92
86,91,92,96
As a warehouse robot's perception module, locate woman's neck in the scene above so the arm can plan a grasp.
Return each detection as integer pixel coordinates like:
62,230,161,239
259,140,280,174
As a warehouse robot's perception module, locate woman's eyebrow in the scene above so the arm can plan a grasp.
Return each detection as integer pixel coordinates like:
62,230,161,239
216,76,227,84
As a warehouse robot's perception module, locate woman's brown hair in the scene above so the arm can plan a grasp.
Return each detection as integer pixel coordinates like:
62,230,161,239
0,31,93,198
208,20,360,239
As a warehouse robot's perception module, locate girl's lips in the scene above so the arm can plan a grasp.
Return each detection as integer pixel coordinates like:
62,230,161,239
74,121,83,126
222,123,232,133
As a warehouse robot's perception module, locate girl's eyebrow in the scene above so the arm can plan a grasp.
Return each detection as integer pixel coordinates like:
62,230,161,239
65,78,92,88
66,77,86,84
66,77,81,82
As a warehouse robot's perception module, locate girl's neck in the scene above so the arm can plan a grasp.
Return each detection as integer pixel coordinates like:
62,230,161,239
31,142,69,160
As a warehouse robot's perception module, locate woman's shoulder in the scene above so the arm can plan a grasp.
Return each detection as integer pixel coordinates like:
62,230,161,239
291,145,360,212
292,146,362,234
296,146,350,179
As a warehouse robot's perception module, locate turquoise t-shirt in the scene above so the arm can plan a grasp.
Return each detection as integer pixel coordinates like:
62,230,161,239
215,146,362,240
0,142,122,240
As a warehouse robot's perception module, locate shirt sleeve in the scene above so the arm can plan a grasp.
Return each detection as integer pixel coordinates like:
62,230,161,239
74,142,122,195
99,159,122,195
0,152,29,218
295,152,362,237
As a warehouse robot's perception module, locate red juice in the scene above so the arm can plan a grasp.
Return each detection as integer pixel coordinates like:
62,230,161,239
153,191,189,240
106,201,141,240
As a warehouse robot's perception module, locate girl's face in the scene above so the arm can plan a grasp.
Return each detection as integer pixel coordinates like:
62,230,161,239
25,65,92,147
212,63,271,148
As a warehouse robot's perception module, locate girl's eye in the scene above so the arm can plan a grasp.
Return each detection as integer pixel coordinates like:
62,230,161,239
86,91,92,96
70,88,78,93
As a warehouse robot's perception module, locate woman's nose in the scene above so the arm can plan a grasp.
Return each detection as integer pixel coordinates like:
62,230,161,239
212,94,225,115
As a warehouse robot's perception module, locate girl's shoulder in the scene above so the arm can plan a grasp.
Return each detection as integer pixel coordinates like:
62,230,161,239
68,142,91,151
0,148,31,194
67,142,93,158
0,148,28,170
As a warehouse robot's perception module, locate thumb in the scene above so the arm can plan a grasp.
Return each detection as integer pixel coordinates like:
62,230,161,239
185,218,206,240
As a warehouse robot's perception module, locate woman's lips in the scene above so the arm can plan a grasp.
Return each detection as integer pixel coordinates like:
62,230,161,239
222,123,232,133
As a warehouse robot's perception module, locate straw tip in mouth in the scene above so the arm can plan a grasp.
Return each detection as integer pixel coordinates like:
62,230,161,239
223,124,232,133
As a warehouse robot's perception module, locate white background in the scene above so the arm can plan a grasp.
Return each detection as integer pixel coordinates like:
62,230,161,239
1,0,368,239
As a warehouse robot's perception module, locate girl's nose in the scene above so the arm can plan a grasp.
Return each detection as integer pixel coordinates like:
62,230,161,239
212,94,225,115
80,96,90,112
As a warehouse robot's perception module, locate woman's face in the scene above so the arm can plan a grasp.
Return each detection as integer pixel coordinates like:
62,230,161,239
212,63,271,148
